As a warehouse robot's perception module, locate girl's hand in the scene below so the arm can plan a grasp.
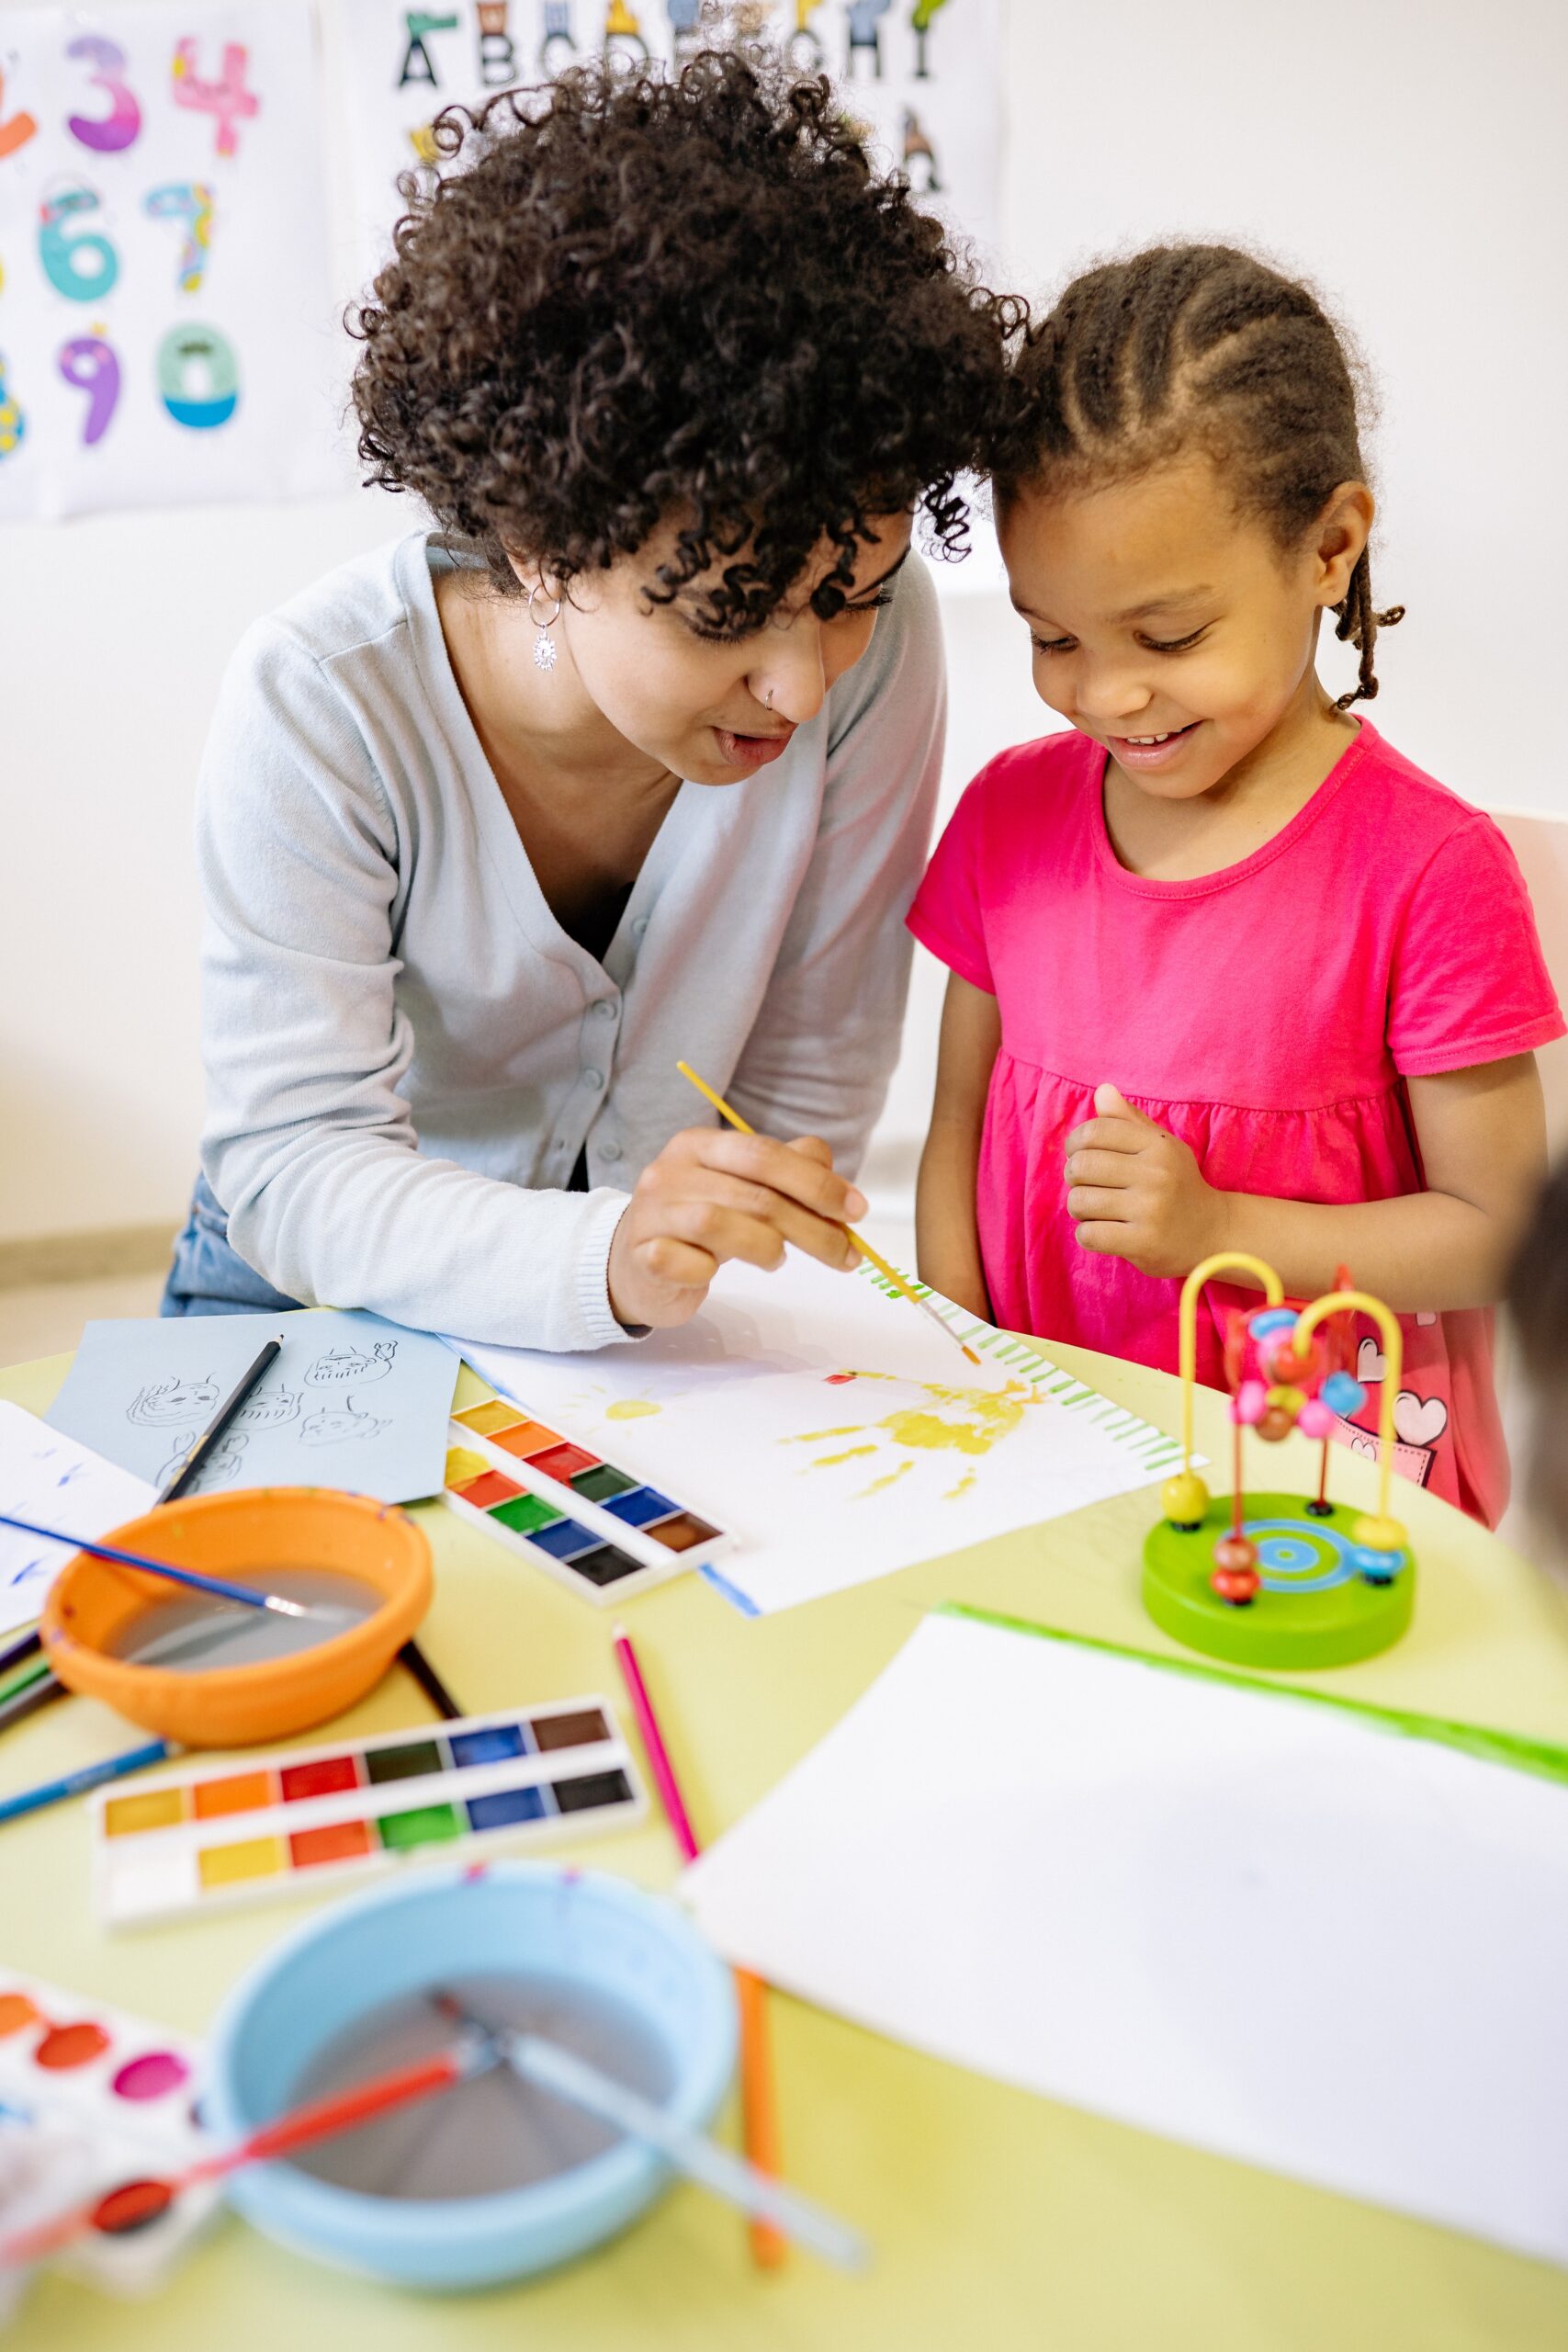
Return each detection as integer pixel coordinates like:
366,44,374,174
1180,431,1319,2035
607,1127,865,1330
1065,1084,1227,1278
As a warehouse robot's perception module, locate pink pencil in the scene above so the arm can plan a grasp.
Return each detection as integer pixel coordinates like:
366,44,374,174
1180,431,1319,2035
612,1624,785,2268
613,1625,699,1863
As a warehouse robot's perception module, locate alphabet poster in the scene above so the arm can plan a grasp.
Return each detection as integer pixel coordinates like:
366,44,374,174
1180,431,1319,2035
0,2,346,518
341,0,1002,271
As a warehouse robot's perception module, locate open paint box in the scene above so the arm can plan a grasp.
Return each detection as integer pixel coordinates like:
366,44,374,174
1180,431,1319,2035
204,1863,737,2289
40,1488,433,1746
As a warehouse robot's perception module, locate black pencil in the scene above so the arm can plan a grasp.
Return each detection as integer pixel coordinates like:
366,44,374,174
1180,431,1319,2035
159,1338,284,1504
399,1639,464,1722
0,1628,41,1683
0,1674,64,1737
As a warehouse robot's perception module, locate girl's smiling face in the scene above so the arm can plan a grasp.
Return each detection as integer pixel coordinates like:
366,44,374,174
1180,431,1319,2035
997,455,1371,800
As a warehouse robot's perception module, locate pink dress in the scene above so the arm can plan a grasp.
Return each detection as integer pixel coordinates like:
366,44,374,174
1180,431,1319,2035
908,723,1563,1526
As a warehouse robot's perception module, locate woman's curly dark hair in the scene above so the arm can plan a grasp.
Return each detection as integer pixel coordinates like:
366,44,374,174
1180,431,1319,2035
350,50,1024,631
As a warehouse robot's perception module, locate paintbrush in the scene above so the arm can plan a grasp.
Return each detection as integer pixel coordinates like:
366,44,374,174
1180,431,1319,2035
0,2028,498,2267
0,1514,358,1624
675,1060,982,1368
146,1332,458,1717
432,1995,867,2274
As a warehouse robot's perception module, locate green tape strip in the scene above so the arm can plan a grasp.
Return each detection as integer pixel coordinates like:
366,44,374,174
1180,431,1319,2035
938,1601,1568,1791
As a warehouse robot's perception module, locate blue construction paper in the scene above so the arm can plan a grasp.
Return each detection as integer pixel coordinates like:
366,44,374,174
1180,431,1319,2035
46,1311,457,1505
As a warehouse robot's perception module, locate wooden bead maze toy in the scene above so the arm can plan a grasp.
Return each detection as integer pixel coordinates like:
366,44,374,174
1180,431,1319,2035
1143,1253,1416,1668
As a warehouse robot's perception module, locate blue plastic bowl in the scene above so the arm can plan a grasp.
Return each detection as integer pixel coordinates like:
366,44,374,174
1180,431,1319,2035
204,1863,737,2289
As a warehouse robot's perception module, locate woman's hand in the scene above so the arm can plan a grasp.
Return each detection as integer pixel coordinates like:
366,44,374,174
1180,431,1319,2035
606,1127,866,1330
1065,1084,1227,1278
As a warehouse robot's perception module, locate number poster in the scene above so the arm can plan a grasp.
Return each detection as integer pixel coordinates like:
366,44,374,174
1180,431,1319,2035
342,0,1002,269
0,3,344,518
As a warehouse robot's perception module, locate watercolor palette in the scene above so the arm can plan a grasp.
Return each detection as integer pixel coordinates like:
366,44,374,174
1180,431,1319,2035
0,1969,217,2293
442,1390,728,1604
92,1700,646,1928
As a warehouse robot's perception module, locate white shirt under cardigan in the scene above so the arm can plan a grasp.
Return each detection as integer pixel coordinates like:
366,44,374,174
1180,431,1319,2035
195,529,944,1351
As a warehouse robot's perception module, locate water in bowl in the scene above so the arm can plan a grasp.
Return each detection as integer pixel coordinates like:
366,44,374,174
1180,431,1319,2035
284,1971,674,2199
104,1567,376,1672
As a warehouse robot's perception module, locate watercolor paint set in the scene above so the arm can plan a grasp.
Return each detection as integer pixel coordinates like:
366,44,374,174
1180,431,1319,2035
443,1389,728,1603
0,1970,217,2293
91,1699,646,1928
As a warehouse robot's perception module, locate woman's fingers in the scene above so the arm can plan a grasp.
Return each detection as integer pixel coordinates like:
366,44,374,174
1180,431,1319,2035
608,1125,867,1329
635,1236,719,1289
660,1193,852,1274
671,1168,858,1267
695,1129,867,1226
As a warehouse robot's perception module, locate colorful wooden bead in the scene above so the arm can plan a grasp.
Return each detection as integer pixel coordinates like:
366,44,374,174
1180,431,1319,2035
1212,1564,1260,1605
1258,1405,1295,1443
1213,1534,1258,1575
1264,1384,1304,1419
1161,1472,1210,1530
1248,1307,1297,1341
1350,1512,1407,1555
1320,1371,1366,1417
1233,1380,1267,1425
1350,1544,1405,1587
1296,1396,1334,1440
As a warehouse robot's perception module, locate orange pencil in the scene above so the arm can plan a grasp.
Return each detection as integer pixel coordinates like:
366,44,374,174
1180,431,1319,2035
613,1623,786,2268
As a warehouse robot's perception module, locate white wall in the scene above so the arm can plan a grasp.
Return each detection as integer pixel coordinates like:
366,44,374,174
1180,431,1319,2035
4,0,1565,1243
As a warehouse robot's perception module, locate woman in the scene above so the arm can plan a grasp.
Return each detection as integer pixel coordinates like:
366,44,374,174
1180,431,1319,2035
165,51,1020,1347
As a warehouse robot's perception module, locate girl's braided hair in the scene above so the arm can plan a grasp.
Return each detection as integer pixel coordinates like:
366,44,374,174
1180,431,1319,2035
995,244,1403,707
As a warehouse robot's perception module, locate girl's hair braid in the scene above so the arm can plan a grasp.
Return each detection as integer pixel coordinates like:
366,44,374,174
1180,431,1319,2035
995,243,1404,707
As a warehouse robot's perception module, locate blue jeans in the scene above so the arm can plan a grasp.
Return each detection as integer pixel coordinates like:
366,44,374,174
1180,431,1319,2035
161,1171,304,1318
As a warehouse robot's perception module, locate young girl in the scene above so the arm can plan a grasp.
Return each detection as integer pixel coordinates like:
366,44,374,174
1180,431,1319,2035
910,244,1562,1525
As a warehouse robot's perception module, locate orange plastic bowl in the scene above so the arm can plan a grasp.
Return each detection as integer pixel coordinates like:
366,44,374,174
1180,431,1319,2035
41,1488,433,1747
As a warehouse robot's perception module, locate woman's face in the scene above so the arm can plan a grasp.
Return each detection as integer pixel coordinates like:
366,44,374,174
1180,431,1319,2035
520,512,914,786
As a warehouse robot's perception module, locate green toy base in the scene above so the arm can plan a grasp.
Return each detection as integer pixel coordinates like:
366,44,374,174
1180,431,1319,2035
1143,1493,1415,1670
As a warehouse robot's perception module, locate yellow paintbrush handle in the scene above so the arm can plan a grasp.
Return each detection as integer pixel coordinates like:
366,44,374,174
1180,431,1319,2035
675,1063,980,1367
677,1061,757,1136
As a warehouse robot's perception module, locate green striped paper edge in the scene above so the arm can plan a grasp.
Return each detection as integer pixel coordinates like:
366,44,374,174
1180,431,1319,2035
852,1259,1183,1464
938,1601,1568,1792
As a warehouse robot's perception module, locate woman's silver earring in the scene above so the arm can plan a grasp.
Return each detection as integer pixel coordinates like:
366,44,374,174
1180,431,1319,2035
528,582,562,672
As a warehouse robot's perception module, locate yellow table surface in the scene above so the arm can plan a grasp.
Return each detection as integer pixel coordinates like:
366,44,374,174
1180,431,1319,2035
3,1337,1568,2352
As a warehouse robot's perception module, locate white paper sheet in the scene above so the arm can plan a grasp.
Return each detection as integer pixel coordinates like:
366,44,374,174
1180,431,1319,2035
682,1609,1568,2267
0,1402,154,1639
454,1254,1181,1615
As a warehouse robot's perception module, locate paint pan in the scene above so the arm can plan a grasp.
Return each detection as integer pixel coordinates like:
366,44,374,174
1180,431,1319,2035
91,1698,645,1928
0,1969,216,2294
43,1487,433,1745
443,1390,727,1605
